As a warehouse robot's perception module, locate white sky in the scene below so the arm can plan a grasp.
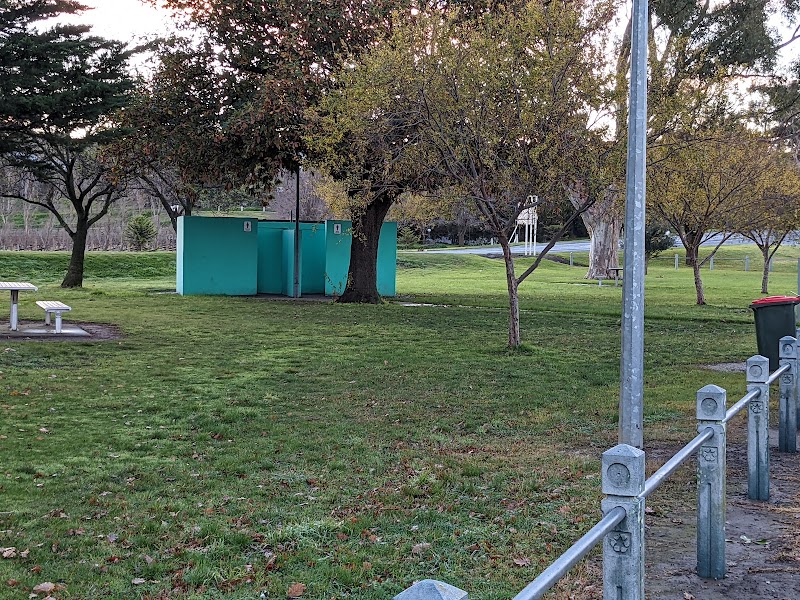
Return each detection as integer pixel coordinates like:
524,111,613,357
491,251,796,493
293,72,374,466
62,0,175,42
61,2,797,73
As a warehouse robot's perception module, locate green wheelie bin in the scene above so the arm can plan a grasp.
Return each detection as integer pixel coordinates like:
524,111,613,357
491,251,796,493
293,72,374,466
749,296,800,372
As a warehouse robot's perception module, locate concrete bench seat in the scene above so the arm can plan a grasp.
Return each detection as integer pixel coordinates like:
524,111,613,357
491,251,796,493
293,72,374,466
35,300,71,333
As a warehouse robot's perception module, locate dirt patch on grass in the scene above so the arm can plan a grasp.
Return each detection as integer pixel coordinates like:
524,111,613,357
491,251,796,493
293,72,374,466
0,321,122,341
645,430,800,600
552,432,799,600
703,362,747,373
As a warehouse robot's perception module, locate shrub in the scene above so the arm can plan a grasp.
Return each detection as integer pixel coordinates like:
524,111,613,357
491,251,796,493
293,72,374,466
125,214,158,251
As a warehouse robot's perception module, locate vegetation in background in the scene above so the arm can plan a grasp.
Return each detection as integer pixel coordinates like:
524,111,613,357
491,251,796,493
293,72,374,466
644,224,677,273
580,0,800,279
0,0,141,287
648,131,800,304
125,214,158,251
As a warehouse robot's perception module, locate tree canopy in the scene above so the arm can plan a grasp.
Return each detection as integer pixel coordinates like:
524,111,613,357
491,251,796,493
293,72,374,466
0,0,139,286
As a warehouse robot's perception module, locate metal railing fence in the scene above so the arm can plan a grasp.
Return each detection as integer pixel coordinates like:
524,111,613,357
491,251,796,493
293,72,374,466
395,336,800,600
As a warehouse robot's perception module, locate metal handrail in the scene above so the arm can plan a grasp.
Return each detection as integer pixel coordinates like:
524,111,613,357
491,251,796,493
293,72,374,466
766,363,790,385
512,506,627,600
514,358,788,600
639,427,714,499
723,388,760,424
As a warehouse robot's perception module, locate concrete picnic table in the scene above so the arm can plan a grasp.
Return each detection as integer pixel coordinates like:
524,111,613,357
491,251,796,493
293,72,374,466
0,281,38,331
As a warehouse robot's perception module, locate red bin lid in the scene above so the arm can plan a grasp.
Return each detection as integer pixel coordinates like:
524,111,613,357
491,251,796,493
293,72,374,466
750,295,800,307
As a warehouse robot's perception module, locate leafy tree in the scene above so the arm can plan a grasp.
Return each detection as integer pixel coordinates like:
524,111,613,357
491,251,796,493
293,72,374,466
307,21,430,303
152,1,534,298
414,2,614,346
740,152,800,293
313,1,613,342
648,130,780,304
137,1,425,301
150,0,415,183
581,0,800,279
0,0,139,287
112,40,270,229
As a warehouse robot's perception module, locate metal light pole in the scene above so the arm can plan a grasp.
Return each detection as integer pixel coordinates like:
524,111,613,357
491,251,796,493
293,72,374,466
619,0,649,449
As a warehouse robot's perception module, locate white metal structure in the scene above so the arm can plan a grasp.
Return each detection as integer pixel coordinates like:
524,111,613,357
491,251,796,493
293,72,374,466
517,205,538,257
0,281,38,331
36,301,72,333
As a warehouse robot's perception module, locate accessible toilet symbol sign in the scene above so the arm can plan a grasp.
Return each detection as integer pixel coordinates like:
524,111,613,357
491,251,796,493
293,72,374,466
243,221,252,232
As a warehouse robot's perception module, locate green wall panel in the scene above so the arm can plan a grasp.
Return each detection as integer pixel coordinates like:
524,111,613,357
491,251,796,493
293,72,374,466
281,229,302,296
177,217,395,298
324,220,397,297
300,223,326,294
324,220,353,296
257,222,286,294
177,216,258,295
377,221,398,296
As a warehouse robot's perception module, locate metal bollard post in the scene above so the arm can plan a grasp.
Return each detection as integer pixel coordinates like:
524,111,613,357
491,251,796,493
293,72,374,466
779,336,798,453
675,254,679,270
394,580,467,600
746,355,770,501
570,252,574,267
709,256,714,271
602,444,645,600
797,329,800,429
696,385,727,579
745,255,749,272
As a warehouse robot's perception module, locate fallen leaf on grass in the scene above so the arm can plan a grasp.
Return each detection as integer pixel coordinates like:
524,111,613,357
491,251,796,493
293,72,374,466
6,579,20,587
513,557,531,567
32,581,56,594
1,548,16,558
131,578,146,585
287,582,306,598
411,542,431,555
143,554,155,565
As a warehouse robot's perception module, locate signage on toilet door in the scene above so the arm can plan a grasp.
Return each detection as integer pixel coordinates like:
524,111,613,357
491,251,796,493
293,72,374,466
243,221,252,232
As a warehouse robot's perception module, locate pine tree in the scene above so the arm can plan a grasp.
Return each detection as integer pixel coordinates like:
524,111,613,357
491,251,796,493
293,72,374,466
0,0,139,287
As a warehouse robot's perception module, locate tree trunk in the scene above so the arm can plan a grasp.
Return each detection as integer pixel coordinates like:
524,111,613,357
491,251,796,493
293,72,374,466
499,235,521,348
761,245,770,294
571,187,622,279
338,197,393,304
692,257,706,305
62,219,89,288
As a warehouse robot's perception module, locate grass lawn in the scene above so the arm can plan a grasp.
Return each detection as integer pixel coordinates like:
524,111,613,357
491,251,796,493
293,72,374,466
0,247,794,599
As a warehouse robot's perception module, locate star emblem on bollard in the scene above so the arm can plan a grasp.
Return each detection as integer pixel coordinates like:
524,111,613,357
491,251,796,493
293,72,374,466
700,447,718,463
750,401,763,414
609,532,631,554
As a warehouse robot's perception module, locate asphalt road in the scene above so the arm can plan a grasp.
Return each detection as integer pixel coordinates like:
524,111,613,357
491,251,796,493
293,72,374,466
420,233,756,256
